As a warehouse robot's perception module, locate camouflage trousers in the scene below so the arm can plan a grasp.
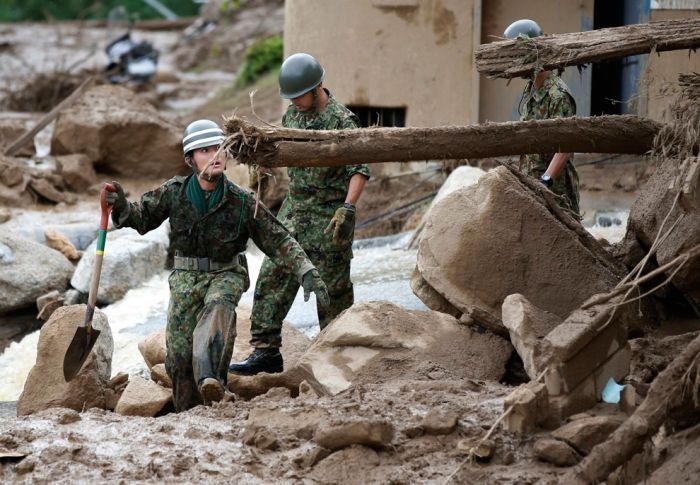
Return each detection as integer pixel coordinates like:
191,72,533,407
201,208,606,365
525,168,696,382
521,155,581,218
165,269,247,412
250,247,353,348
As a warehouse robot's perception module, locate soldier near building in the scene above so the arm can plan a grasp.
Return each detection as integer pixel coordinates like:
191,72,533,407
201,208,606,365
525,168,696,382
105,119,328,412
504,19,581,218
230,53,371,376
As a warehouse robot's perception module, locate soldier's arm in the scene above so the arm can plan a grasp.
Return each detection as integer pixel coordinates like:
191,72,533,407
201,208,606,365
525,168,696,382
543,95,576,179
340,113,371,204
112,180,173,234
246,199,314,282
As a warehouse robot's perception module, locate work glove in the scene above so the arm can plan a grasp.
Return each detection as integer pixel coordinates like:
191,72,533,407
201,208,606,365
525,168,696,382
105,181,128,215
324,204,356,245
301,268,330,308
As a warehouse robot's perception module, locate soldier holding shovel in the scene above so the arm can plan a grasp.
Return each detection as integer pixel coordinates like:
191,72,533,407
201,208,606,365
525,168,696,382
105,119,328,412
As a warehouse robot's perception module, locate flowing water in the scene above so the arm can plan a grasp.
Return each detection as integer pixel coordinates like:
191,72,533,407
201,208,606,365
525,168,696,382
0,232,424,400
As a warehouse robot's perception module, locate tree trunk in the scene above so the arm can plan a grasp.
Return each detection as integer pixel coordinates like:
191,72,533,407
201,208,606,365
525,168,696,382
222,115,661,168
564,332,700,484
476,17,700,79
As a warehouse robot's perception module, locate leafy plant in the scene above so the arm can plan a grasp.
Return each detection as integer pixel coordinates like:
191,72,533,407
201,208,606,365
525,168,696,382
235,34,283,88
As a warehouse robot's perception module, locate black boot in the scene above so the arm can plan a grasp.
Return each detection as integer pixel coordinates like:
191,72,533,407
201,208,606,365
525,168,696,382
228,348,283,375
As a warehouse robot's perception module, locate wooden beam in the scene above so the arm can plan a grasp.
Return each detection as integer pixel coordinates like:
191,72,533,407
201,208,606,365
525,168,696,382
476,17,700,79
222,115,661,168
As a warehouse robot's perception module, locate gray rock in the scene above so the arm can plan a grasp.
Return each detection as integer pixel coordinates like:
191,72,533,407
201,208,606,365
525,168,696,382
71,222,169,304
0,229,74,313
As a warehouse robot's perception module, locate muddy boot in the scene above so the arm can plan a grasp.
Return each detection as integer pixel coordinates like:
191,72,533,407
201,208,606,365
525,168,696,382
199,377,225,405
228,348,283,375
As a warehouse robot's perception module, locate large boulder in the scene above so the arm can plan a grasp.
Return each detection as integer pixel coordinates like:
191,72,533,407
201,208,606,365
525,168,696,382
54,154,98,191
295,301,512,395
0,229,74,313
415,167,623,326
17,305,113,416
51,85,185,178
620,156,700,306
71,223,169,304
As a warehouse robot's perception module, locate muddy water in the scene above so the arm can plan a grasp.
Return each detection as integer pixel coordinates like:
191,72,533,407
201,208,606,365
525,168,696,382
0,232,426,400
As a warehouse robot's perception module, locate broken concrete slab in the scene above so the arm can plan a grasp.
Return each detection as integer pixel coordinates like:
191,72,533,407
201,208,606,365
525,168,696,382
502,381,549,434
501,293,562,379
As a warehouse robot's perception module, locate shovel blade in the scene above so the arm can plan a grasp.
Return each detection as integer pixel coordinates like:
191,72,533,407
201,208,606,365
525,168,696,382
63,326,101,382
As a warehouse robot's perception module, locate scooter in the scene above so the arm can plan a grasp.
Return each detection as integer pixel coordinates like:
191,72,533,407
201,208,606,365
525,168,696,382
105,32,159,85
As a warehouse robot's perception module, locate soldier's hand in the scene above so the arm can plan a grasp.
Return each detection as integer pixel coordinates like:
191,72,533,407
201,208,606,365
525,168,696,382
105,181,128,214
301,268,330,308
324,204,356,245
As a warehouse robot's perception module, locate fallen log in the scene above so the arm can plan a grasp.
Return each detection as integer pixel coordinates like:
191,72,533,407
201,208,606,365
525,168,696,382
564,332,700,484
222,115,661,168
476,17,700,79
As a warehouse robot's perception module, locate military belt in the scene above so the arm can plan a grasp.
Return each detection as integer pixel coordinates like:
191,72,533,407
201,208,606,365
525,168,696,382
173,254,242,272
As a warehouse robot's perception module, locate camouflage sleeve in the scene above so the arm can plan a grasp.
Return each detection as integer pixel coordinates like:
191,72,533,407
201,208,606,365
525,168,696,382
339,113,371,181
112,180,173,235
246,198,315,281
548,90,576,119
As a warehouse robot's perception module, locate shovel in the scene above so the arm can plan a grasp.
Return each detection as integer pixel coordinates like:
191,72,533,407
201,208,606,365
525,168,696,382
63,183,116,381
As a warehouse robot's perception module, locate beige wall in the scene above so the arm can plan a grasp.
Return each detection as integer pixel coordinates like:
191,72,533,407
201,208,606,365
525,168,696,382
644,9,700,121
478,0,594,122
284,0,481,126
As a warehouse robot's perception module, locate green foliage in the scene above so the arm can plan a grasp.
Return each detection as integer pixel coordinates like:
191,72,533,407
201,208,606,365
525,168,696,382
0,0,200,22
236,34,283,88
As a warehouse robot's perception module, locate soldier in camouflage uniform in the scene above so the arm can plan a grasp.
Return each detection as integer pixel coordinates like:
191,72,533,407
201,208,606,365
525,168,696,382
230,53,371,375
505,19,581,218
105,119,328,412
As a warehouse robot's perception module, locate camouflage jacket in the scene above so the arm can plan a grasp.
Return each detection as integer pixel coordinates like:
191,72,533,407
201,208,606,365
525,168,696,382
519,74,577,174
282,90,371,209
112,175,314,280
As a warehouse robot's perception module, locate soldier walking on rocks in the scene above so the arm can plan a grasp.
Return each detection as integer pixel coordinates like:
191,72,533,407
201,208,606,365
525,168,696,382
106,119,328,412
229,53,371,376
505,19,581,218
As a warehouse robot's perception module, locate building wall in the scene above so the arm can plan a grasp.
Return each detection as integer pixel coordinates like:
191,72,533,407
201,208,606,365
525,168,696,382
478,0,594,123
284,0,481,126
644,8,700,121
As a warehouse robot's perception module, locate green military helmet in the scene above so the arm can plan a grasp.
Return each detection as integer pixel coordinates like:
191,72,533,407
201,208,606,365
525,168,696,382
504,19,544,39
182,119,224,154
278,53,325,99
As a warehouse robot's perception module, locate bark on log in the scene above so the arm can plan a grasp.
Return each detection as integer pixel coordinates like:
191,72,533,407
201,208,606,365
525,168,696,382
564,332,700,484
222,115,661,168
476,17,700,79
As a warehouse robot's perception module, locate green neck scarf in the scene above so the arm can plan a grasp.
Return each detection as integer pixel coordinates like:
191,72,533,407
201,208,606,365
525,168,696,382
186,174,224,216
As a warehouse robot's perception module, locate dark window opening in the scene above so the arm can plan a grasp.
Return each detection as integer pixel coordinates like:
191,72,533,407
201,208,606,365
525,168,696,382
591,1,625,115
347,106,406,127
